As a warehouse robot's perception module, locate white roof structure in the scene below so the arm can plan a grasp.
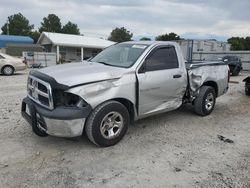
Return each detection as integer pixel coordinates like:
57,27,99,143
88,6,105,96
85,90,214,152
37,32,115,49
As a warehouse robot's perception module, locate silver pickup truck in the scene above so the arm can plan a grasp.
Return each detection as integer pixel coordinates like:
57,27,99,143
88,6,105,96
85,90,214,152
22,41,229,147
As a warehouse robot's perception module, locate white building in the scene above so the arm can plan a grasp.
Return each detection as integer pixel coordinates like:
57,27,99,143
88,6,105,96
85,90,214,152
176,39,231,61
37,32,115,62
176,39,250,70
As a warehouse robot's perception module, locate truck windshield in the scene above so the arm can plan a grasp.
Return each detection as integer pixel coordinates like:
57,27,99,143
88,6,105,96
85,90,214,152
90,43,149,68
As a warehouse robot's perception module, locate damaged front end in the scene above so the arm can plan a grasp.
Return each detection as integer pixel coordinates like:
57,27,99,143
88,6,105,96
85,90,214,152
22,71,92,137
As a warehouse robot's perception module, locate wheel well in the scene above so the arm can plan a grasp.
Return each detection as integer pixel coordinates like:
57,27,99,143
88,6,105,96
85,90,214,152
1,65,14,73
112,98,135,124
202,81,218,97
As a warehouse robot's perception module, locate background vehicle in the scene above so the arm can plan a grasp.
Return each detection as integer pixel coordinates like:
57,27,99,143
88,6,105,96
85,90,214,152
22,41,229,147
0,52,26,75
243,77,250,96
222,55,242,76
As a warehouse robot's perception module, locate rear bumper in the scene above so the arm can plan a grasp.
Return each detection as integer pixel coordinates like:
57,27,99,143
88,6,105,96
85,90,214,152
15,64,27,71
21,97,92,137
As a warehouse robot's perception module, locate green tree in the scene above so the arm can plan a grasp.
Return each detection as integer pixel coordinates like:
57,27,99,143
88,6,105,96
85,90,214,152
1,13,34,35
227,37,248,50
244,37,250,50
39,14,62,33
30,30,41,43
140,37,151,41
62,21,80,35
155,32,180,41
108,27,133,42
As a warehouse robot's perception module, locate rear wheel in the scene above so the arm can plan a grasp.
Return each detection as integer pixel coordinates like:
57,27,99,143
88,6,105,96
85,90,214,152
194,86,216,116
2,65,14,76
245,86,250,96
232,66,240,76
85,101,129,147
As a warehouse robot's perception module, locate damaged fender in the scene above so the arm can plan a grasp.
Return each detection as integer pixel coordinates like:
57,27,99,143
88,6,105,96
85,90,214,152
67,73,137,112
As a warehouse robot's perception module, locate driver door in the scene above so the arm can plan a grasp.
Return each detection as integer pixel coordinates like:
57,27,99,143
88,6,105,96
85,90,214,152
137,45,187,116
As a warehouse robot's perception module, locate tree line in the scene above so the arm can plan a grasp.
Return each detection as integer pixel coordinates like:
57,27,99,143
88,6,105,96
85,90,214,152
0,13,183,43
227,37,250,50
108,29,250,51
105,28,181,42
1,13,80,42
1,13,250,51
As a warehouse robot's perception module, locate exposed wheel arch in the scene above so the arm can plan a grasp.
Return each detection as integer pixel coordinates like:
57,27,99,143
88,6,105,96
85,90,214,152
202,81,218,97
111,98,135,124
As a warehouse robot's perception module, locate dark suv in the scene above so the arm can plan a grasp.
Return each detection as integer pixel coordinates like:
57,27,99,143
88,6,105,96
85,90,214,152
222,56,242,76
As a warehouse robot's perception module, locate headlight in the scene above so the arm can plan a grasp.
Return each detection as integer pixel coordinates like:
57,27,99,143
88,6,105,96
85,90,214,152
55,92,87,107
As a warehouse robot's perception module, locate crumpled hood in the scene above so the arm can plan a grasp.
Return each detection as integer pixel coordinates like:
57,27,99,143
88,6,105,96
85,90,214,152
38,61,126,87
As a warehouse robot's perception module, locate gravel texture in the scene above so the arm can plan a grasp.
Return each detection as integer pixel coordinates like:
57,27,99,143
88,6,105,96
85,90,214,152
0,70,249,188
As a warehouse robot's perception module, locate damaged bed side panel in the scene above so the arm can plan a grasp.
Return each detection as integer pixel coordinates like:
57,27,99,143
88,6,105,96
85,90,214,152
188,64,229,97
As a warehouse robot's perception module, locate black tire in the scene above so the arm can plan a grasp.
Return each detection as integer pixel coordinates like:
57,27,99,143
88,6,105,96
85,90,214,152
232,66,240,76
85,100,129,147
245,87,250,96
194,86,216,116
2,65,14,76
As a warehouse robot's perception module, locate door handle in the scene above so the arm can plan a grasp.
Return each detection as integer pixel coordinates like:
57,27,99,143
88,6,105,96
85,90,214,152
173,74,182,78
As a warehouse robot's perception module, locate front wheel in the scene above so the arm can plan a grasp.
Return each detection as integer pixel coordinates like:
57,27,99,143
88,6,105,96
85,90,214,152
2,65,14,76
194,86,216,116
85,101,129,147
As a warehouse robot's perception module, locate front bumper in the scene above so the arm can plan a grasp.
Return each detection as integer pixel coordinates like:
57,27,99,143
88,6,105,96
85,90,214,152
21,97,92,137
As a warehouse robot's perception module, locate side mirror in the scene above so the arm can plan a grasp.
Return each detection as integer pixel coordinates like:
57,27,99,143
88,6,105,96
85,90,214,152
223,59,228,62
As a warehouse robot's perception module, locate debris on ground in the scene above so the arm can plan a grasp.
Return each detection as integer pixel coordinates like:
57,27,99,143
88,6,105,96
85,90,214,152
217,135,234,143
174,167,182,172
0,163,9,168
229,81,239,84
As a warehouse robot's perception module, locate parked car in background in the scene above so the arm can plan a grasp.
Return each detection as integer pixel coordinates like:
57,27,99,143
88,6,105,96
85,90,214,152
222,55,242,76
243,77,250,96
0,53,26,75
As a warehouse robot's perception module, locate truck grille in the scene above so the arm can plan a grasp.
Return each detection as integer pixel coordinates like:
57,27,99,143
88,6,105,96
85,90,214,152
27,75,54,110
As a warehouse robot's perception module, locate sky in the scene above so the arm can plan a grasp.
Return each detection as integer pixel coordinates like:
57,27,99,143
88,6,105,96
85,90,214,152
0,0,250,41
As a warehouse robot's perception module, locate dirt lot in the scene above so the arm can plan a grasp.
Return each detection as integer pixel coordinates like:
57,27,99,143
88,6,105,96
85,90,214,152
0,70,249,188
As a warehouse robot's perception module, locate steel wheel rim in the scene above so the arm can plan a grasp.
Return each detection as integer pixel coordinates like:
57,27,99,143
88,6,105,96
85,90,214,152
100,111,124,139
4,67,13,75
205,93,214,111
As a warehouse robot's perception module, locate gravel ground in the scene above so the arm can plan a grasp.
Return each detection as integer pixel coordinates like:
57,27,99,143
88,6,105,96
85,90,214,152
0,70,249,188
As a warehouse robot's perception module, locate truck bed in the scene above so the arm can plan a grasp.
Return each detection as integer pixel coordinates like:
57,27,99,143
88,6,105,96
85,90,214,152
185,61,226,69
186,61,229,98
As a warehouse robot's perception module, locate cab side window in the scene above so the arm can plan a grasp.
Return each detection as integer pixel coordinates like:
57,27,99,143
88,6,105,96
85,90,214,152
145,46,179,72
